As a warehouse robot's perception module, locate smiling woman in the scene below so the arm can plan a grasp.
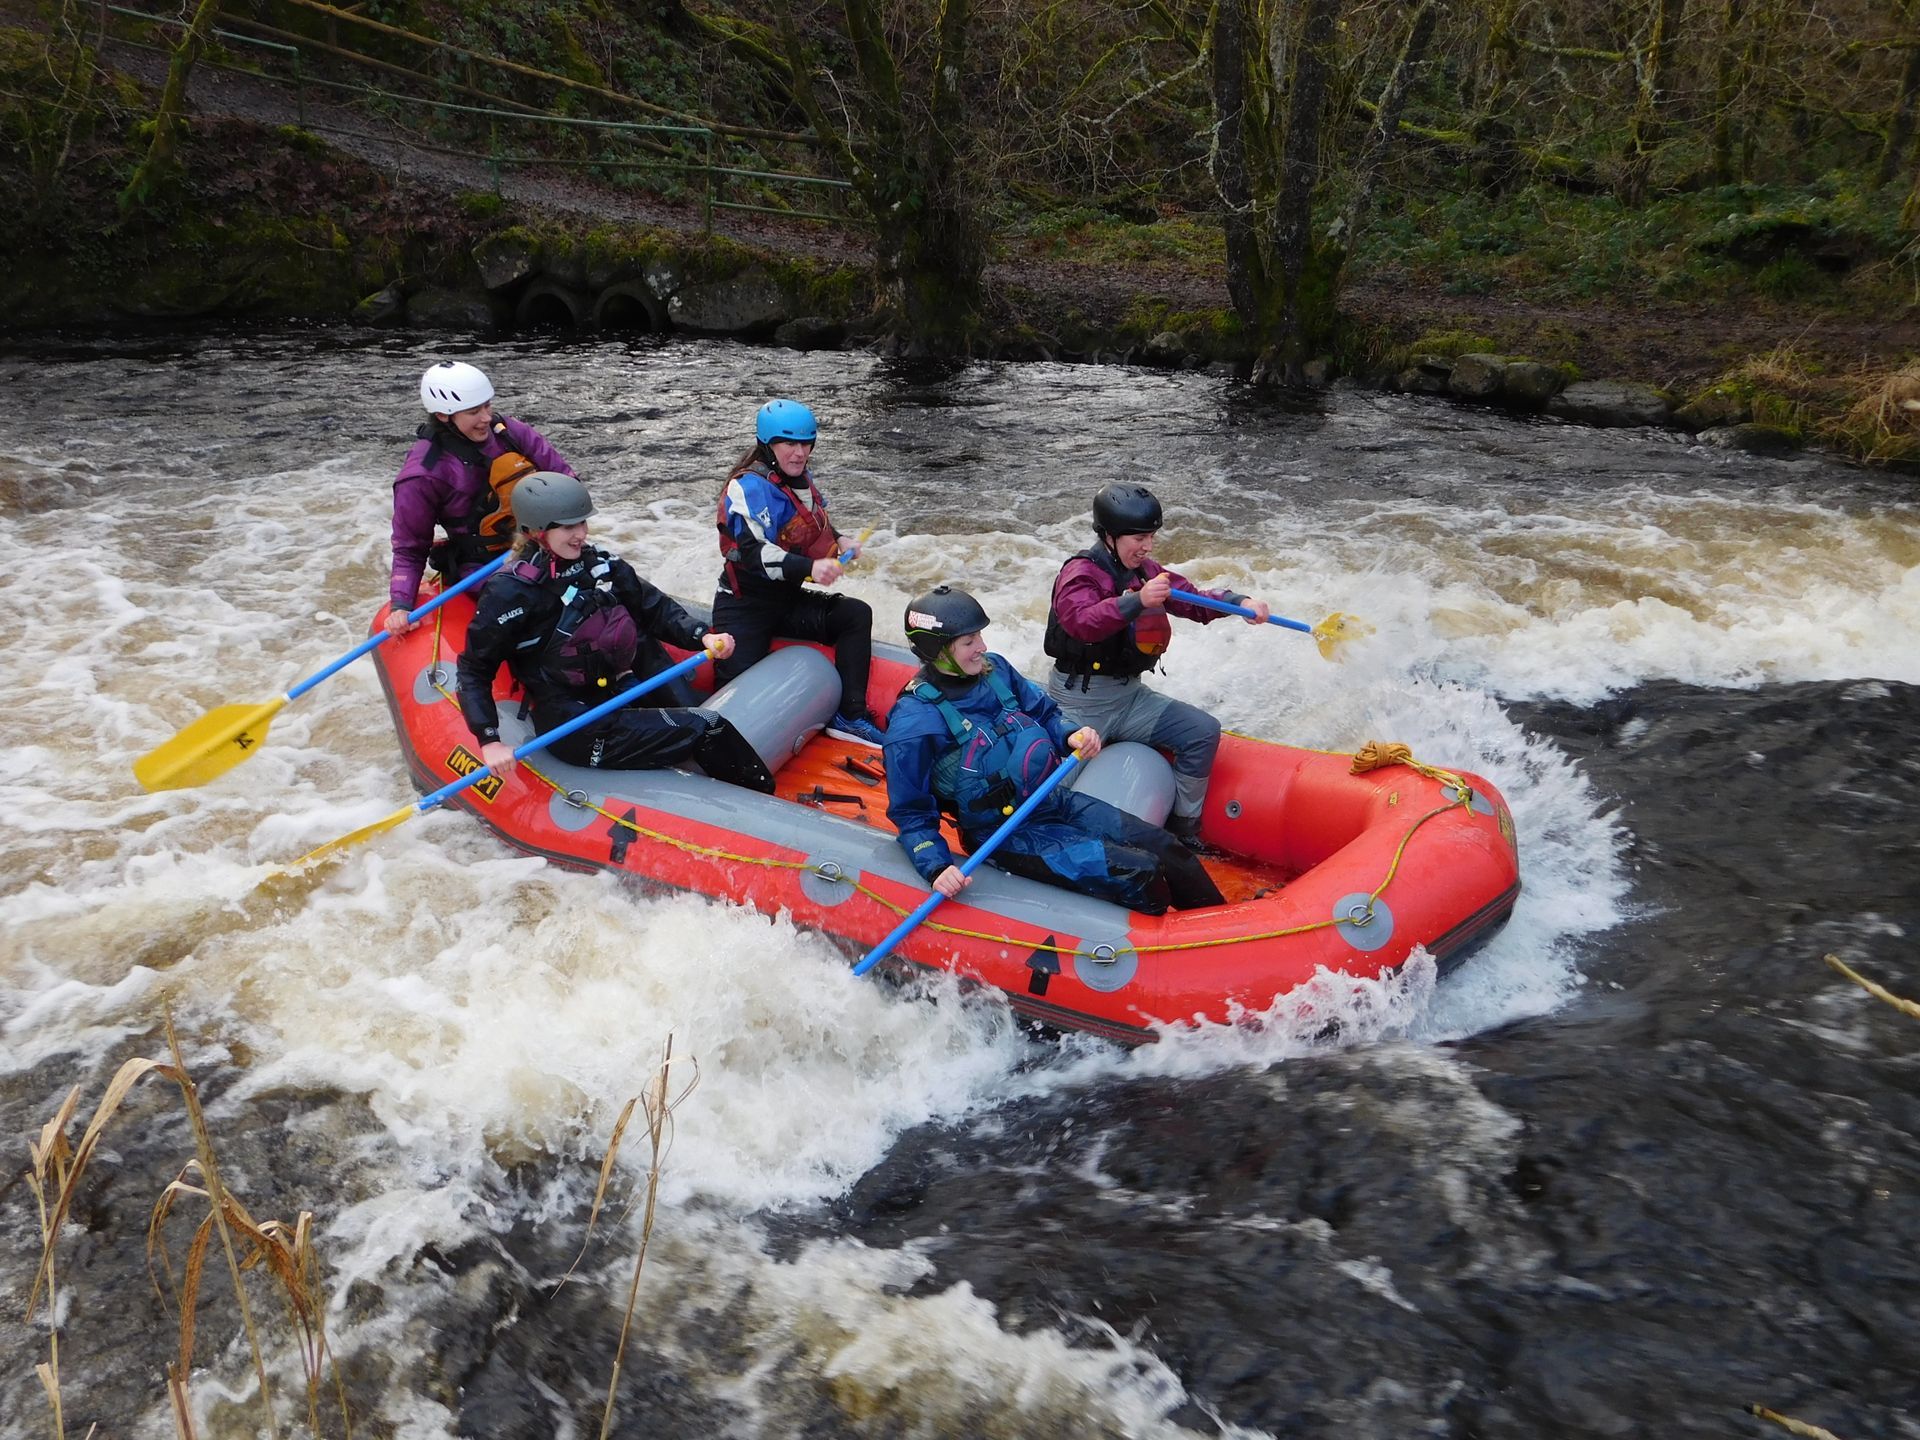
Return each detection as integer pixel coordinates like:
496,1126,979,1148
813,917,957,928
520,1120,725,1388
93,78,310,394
386,359,576,635
0,331,1915,1440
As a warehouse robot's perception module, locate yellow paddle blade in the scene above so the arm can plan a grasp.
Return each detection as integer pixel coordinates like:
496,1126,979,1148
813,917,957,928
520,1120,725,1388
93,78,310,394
843,526,877,567
133,698,287,792
291,804,418,868
1312,612,1373,662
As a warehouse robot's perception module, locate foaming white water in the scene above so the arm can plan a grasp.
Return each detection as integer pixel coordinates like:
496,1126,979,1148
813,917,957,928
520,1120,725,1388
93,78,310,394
640,1217,1276,1440
28,335,1920,1435
1322,496,1920,704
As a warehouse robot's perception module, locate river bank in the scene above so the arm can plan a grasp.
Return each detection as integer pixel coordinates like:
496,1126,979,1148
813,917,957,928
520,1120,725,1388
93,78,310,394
5,29,1919,466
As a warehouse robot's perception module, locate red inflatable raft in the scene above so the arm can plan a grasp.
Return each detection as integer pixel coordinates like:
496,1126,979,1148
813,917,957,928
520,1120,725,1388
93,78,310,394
372,594,1521,1044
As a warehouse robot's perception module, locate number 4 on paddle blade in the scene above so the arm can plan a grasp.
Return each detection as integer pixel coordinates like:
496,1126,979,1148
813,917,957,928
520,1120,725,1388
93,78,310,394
132,699,286,792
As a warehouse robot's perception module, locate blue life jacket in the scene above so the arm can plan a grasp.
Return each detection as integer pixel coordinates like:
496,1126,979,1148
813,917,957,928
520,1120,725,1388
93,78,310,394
913,668,1061,834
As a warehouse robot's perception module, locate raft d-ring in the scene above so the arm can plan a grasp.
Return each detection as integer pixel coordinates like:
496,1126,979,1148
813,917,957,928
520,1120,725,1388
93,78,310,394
1333,891,1395,953
563,788,589,810
815,860,845,884
1090,943,1119,965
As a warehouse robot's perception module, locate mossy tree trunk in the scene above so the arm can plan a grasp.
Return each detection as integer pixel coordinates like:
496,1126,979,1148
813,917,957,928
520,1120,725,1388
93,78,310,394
711,0,984,352
1210,0,1436,385
1618,0,1685,206
120,0,223,212
1876,5,1920,186
1469,0,1524,191
21,1,105,208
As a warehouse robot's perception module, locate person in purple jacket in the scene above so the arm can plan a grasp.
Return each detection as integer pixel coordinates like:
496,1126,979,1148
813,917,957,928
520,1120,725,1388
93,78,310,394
1043,484,1273,851
386,360,574,637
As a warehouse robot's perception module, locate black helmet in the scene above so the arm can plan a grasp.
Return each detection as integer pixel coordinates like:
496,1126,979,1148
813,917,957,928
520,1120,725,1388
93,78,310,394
513,472,595,531
1092,483,1163,539
904,585,991,663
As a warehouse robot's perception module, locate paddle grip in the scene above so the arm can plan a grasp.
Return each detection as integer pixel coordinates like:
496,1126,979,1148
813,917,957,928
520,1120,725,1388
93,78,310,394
413,651,707,816
852,751,1085,978
287,552,513,702
1167,588,1311,636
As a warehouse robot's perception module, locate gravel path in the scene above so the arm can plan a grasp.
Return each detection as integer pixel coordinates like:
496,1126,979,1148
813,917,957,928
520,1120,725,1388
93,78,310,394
104,32,871,265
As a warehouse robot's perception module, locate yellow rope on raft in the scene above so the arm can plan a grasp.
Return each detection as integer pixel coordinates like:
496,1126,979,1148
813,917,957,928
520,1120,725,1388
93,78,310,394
423,613,1474,962
1350,740,1470,797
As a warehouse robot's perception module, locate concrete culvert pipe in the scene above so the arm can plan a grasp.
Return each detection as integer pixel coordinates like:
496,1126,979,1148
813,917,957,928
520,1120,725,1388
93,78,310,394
592,282,667,333
514,280,590,331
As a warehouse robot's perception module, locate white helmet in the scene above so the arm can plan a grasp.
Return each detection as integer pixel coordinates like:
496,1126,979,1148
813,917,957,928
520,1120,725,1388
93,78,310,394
420,361,495,415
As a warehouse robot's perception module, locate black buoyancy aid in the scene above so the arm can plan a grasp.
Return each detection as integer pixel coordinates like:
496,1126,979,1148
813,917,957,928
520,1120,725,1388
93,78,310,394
1042,545,1172,681
715,461,838,590
431,420,537,570
508,548,639,696
914,668,1060,835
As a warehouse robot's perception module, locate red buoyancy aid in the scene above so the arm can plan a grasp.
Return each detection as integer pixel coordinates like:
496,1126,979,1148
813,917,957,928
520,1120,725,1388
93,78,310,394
716,461,838,589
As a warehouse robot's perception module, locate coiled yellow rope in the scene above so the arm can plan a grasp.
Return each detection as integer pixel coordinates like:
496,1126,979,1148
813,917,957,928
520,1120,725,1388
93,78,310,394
1350,740,1470,797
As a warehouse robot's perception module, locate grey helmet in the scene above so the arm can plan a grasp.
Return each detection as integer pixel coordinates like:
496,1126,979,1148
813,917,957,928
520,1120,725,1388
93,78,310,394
904,585,991,662
513,472,595,532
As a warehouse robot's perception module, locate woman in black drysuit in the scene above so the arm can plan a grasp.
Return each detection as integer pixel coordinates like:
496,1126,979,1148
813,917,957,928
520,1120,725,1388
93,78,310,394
457,472,772,791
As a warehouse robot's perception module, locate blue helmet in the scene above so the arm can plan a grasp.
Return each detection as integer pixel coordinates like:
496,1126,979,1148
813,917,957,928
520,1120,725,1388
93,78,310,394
756,398,818,445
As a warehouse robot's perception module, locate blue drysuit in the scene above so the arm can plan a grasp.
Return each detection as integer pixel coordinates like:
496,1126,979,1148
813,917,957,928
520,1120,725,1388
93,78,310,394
882,656,1223,915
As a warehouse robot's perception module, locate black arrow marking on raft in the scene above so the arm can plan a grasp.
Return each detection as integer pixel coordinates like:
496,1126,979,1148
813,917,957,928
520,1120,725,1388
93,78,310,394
1026,936,1061,995
609,808,639,864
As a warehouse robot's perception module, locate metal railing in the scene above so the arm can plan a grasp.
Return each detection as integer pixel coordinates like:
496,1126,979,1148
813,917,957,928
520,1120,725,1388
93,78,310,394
98,5,859,230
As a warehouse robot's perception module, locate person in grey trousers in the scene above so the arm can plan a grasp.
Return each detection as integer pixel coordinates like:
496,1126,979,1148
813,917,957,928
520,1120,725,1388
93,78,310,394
1041,484,1273,850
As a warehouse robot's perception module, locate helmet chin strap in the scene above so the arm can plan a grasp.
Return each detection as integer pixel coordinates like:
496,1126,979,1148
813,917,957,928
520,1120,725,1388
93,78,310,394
932,647,965,675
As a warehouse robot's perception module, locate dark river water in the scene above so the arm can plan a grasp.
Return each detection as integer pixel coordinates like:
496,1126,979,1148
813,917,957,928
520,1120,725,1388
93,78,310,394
0,329,1915,1439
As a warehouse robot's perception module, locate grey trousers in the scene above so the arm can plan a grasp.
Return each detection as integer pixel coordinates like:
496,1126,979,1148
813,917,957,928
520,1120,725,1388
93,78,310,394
1044,670,1222,819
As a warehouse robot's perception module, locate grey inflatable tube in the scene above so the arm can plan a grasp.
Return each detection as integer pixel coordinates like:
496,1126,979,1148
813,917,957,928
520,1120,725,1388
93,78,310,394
701,645,843,777
1067,741,1176,826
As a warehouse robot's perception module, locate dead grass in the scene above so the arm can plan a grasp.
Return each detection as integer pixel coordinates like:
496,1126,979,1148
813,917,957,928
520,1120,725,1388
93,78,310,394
1836,362,1920,465
1825,953,1920,1020
23,1004,351,1439
574,1033,699,1440
1752,1404,1845,1439
1709,345,1920,463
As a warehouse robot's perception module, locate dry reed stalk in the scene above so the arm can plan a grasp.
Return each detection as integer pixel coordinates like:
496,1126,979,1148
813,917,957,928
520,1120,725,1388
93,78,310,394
147,1167,354,1437
28,1063,180,1438
162,1009,281,1440
27,1085,82,1439
1752,1404,1845,1439
167,1367,196,1439
594,1034,700,1440
22,1006,354,1439
1824,953,1920,1020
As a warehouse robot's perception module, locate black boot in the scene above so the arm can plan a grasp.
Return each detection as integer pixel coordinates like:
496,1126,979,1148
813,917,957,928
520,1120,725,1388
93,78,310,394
1166,811,1212,854
691,714,776,794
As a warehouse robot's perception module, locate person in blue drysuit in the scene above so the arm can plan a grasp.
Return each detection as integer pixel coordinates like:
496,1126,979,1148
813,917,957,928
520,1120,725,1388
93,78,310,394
882,585,1225,914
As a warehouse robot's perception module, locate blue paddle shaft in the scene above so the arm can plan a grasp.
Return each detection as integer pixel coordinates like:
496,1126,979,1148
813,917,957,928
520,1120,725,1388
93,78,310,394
852,751,1085,978
413,651,708,816
287,552,513,702
1166,587,1310,636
